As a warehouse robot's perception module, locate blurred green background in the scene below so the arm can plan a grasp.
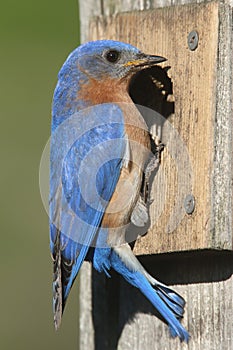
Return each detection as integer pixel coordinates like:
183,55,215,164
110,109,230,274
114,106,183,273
0,1,80,349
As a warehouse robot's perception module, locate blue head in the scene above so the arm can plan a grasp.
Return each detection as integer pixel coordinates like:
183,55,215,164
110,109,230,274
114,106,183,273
52,40,166,126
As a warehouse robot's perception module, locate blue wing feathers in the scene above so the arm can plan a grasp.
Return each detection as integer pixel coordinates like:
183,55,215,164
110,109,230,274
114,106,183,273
50,104,125,302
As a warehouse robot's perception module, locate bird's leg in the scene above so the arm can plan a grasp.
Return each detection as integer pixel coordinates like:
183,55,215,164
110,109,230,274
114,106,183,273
131,140,163,228
142,140,164,204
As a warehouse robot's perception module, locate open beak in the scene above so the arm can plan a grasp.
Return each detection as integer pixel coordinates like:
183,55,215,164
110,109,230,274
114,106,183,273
124,53,167,70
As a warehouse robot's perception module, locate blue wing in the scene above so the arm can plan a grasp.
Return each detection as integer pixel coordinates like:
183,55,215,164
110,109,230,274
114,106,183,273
50,104,125,328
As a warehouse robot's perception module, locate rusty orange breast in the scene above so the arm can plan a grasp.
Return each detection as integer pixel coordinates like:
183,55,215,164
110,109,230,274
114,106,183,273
77,76,131,105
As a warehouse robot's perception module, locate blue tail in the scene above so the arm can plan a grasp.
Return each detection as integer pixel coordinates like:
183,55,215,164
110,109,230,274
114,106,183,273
110,250,190,342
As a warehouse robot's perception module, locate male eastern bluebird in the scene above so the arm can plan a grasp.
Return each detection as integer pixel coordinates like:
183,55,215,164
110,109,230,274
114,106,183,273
50,39,189,342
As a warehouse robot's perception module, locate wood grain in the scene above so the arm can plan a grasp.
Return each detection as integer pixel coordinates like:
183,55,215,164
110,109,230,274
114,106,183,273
89,2,233,254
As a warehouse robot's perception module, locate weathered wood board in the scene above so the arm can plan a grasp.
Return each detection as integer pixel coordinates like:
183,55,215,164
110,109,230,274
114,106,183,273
78,1,233,349
89,2,233,254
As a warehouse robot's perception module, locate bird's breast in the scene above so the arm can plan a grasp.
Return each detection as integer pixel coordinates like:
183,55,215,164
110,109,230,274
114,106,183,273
102,103,151,239
77,76,126,105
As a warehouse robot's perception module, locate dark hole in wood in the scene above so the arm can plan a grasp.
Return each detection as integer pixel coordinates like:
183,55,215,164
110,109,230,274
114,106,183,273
129,65,174,128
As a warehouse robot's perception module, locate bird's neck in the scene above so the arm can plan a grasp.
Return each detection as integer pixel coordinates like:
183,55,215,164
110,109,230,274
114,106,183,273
78,76,132,105
52,74,131,130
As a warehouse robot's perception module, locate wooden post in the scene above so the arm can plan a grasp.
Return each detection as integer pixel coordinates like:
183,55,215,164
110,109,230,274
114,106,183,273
78,1,233,349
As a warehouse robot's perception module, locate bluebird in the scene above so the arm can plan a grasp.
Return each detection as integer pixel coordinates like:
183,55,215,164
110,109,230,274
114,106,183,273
50,39,189,342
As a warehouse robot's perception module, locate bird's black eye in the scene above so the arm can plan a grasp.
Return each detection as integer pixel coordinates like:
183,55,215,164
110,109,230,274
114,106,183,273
105,50,121,63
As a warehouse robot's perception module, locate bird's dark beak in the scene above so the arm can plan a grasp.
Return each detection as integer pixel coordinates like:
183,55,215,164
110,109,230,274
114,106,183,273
124,53,167,70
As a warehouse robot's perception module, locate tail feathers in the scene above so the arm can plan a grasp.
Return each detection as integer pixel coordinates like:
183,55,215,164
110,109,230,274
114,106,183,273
52,233,75,330
156,284,185,318
142,280,190,342
52,247,63,330
52,278,63,330
111,250,189,343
